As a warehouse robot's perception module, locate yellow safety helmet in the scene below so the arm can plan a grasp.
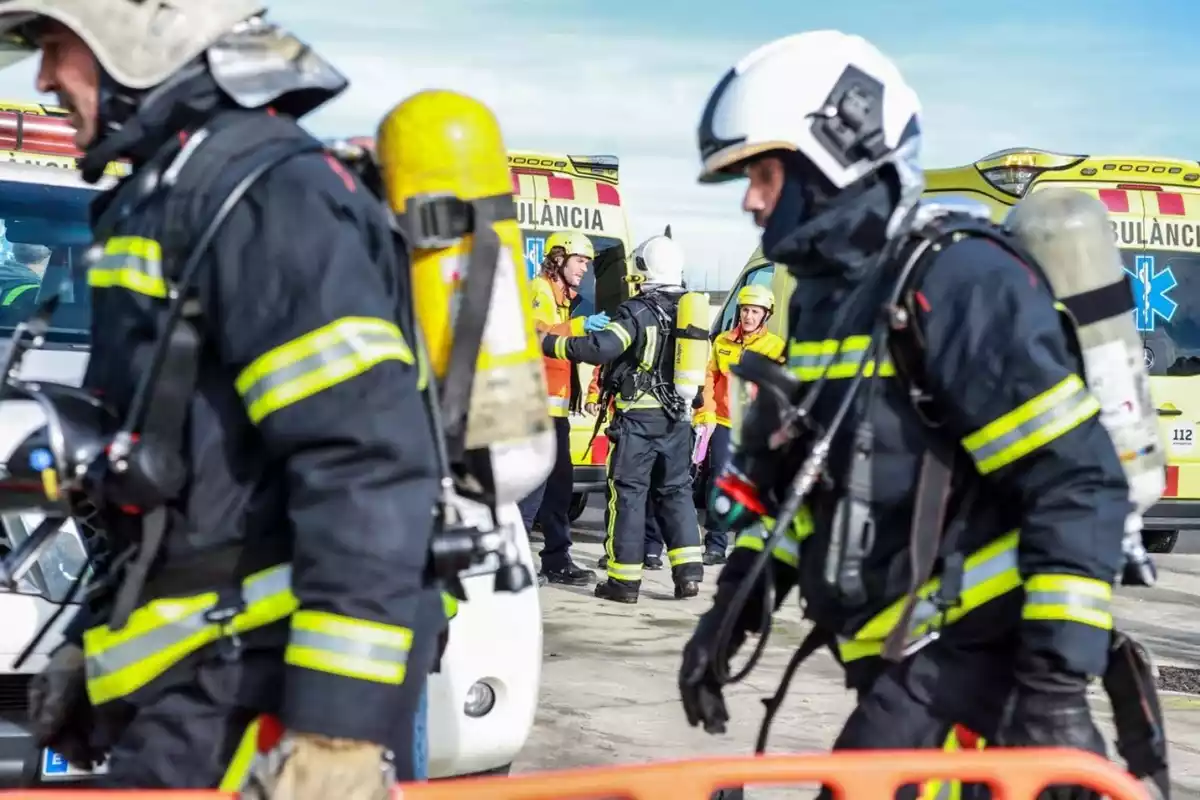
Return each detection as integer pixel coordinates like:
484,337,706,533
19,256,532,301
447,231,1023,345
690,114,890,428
545,231,595,260
736,284,774,312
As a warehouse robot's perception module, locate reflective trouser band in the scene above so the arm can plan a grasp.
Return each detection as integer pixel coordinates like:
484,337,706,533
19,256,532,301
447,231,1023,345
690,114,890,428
548,394,570,417
732,508,815,569
668,546,703,567
83,564,296,706
1,283,37,306
961,374,1099,475
235,316,415,424
607,560,642,582
1022,573,1113,630
285,609,413,686
837,531,1023,663
919,725,987,800
88,235,167,298
787,335,895,381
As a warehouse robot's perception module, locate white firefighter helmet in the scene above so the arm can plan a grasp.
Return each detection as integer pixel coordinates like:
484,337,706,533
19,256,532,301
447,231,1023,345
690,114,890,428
0,0,265,90
696,29,923,197
630,234,685,286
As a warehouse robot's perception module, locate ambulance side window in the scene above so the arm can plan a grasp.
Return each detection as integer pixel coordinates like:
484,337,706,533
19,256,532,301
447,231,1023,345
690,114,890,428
717,264,776,334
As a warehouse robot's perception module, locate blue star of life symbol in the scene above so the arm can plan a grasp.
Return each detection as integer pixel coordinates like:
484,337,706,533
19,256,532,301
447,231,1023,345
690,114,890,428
524,236,545,281
1125,255,1177,333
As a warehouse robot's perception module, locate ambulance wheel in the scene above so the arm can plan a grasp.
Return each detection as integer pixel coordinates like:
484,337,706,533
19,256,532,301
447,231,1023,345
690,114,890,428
711,788,744,800
1145,530,1179,554
568,492,588,522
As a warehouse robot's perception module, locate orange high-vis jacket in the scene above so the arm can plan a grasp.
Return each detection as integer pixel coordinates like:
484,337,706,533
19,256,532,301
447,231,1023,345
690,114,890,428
531,273,586,418
695,326,786,428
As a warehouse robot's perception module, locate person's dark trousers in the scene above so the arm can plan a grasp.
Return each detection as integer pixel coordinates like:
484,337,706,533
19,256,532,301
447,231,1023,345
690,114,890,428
702,423,733,552
645,504,664,559
517,473,547,535
603,410,703,588
536,415,576,571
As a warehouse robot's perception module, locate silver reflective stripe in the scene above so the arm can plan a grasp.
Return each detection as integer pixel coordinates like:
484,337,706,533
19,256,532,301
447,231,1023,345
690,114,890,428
788,342,867,371
964,385,1095,467
86,565,292,681
287,628,410,666
1024,589,1110,612
239,330,403,411
900,547,1018,634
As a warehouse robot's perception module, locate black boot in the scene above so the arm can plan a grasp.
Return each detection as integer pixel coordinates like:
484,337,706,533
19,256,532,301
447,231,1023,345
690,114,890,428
595,579,639,604
702,548,727,566
644,554,664,570
674,579,700,599
597,554,608,569
542,560,595,586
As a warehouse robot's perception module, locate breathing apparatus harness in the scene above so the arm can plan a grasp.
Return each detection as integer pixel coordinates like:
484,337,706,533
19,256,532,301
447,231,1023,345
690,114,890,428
587,287,689,449
701,208,1169,792
0,113,529,667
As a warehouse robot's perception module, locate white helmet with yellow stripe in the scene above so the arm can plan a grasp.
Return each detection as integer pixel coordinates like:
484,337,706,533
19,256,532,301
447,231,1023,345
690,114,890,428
695,29,921,192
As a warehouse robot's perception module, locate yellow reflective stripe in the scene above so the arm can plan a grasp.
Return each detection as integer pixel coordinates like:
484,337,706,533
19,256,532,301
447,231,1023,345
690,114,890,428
640,326,659,370
1022,573,1113,630
442,591,459,620
604,321,633,350
733,534,765,552
961,375,1100,475
838,531,1022,663
88,236,167,299
83,564,296,705
615,393,662,411
235,316,415,424
731,511,813,568
787,335,894,381
552,336,569,360
285,609,413,686
668,546,703,566
218,716,262,792
606,560,643,581
1,283,36,305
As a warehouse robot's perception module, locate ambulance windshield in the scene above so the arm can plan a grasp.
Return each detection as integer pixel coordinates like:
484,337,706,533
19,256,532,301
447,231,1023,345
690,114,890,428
520,231,623,317
0,180,94,348
1135,248,1200,376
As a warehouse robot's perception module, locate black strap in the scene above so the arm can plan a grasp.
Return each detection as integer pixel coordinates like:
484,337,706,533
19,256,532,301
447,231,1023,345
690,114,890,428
425,194,518,459
1061,277,1135,327
107,114,324,631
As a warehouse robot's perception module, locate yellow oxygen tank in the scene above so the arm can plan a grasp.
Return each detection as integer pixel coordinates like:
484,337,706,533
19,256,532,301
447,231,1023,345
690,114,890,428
674,291,711,410
376,89,554,505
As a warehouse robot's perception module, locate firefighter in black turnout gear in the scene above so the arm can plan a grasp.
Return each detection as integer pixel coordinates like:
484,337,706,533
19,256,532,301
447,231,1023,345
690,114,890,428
0,2,444,796
679,30,1171,800
541,233,705,603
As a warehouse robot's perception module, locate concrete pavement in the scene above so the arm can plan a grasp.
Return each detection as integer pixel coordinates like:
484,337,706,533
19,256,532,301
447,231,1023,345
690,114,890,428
514,500,1200,798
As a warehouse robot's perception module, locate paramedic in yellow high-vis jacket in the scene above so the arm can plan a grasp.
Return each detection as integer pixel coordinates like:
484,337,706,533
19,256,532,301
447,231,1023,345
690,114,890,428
693,283,784,564
519,231,607,585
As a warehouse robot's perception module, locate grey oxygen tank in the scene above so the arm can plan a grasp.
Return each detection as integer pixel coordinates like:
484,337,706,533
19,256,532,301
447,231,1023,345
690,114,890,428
1007,188,1166,581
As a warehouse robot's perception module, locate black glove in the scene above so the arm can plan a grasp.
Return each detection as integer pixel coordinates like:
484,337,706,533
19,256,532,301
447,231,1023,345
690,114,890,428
679,607,744,735
28,644,106,770
996,684,1107,800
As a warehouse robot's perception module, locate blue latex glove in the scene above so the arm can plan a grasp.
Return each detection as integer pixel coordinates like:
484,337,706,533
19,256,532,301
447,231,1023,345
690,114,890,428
583,312,610,333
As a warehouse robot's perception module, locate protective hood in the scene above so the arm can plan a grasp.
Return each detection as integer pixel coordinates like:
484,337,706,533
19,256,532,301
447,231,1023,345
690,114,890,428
762,160,899,280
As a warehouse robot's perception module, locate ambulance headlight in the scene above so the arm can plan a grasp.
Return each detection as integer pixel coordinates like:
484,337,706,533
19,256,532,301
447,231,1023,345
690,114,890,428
463,680,496,718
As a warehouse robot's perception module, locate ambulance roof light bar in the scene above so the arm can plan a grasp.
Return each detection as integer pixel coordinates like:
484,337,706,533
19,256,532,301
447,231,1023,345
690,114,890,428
0,109,83,158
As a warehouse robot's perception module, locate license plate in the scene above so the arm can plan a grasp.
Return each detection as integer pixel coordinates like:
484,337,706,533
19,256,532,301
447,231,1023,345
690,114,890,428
40,748,108,779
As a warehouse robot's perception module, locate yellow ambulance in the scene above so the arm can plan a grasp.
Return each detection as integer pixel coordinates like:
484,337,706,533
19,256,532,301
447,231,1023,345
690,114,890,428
508,152,636,520
718,148,1198,552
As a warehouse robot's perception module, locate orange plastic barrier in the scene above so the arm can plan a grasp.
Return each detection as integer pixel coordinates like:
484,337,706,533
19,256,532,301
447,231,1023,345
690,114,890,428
1,749,1150,799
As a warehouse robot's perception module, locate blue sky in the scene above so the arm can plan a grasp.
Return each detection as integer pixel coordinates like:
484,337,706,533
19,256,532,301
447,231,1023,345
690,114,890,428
0,0,1193,288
